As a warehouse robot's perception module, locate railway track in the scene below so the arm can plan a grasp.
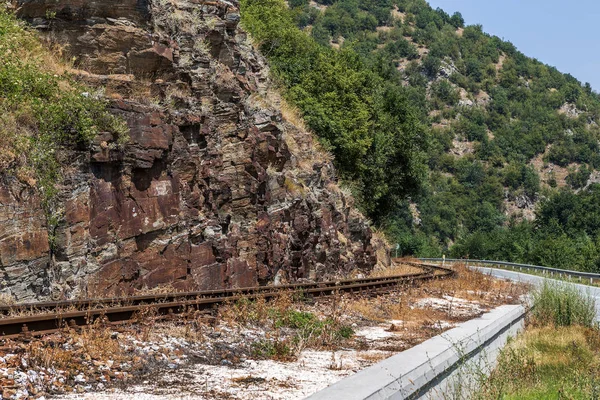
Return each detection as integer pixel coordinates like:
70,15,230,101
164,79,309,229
0,262,453,340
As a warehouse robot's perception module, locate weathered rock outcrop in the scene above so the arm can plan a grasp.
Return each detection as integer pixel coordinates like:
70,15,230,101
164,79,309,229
0,0,388,301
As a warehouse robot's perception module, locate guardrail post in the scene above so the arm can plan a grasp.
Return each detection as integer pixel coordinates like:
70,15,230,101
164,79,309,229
592,278,594,285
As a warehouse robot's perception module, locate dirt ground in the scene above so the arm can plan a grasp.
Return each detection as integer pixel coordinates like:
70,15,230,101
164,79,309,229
0,263,527,400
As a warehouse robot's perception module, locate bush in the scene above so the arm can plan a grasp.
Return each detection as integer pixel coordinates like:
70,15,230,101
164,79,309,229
531,281,596,328
566,165,591,189
0,8,127,208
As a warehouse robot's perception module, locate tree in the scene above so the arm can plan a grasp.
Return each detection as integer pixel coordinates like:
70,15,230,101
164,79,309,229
449,12,464,28
422,55,441,77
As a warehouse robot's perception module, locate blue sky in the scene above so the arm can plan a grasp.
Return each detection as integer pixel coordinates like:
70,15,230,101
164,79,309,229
426,0,600,91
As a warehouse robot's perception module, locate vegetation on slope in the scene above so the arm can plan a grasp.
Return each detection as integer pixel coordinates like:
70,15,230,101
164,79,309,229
0,8,127,208
474,283,599,399
241,0,428,218
241,0,600,272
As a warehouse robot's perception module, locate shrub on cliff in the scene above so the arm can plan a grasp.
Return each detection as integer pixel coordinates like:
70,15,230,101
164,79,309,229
0,8,127,204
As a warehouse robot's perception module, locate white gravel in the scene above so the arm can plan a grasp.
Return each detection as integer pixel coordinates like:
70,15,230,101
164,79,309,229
415,295,484,318
54,349,372,400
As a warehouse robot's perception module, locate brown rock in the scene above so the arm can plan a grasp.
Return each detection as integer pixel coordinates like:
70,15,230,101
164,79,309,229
0,0,387,301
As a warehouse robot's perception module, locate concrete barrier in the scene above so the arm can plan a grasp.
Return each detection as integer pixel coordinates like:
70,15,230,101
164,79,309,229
307,304,526,400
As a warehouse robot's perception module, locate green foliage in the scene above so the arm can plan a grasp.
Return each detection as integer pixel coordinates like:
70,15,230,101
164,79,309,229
0,8,128,210
502,162,540,198
431,80,459,107
240,0,428,218
275,309,354,341
245,0,600,271
450,186,600,272
567,164,592,189
251,339,293,359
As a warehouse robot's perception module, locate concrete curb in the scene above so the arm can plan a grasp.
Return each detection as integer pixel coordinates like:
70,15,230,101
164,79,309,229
306,304,525,400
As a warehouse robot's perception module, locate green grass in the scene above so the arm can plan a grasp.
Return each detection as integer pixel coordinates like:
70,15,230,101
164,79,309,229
221,296,354,360
475,326,600,399
472,281,600,399
275,309,354,342
531,281,596,328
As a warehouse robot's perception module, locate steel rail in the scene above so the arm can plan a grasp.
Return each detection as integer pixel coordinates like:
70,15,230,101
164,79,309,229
0,268,427,314
0,262,453,340
0,263,448,315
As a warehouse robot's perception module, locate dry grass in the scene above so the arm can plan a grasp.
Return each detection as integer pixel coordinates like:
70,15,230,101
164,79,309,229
218,292,354,360
357,351,390,363
425,262,527,305
132,283,180,296
0,292,17,307
348,263,526,325
369,261,424,277
283,176,307,197
276,94,334,166
148,321,207,343
347,292,447,324
280,97,308,132
475,325,600,399
24,322,124,376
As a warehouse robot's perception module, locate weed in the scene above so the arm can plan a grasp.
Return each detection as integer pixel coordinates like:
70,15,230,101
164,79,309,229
283,176,307,197
531,281,596,328
0,292,16,306
24,320,124,383
221,293,354,360
467,283,599,399
473,326,600,399
251,337,293,361
328,351,343,370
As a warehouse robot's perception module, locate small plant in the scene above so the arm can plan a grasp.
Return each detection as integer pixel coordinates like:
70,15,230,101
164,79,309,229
0,292,16,306
283,176,307,197
251,338,293,360
221,293,354,360
193,39,211,55
328,351,343,370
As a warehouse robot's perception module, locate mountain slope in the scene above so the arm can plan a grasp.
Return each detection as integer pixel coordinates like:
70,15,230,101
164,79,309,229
241,0,600,271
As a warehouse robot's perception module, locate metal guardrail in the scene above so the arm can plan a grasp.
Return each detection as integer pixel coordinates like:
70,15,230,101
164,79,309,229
420,258,600,283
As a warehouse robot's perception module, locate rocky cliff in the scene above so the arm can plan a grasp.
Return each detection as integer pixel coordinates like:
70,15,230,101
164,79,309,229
0,0,388,301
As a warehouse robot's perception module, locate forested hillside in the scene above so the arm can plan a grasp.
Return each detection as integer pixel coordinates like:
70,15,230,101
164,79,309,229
240,0,600,271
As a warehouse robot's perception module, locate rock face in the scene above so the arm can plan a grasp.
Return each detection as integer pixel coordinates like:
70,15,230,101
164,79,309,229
0,0,387,301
